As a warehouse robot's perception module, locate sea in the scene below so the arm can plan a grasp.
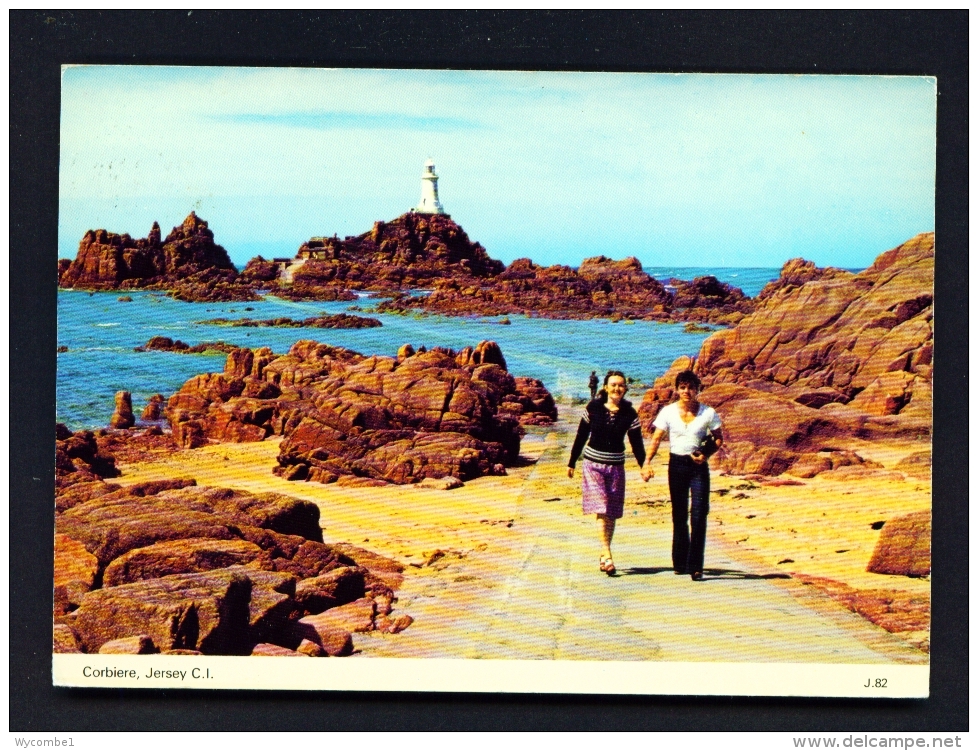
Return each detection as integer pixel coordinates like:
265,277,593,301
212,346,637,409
56,266,784,430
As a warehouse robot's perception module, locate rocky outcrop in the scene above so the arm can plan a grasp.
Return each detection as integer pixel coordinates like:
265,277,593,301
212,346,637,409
268,287,358,302
195,314,381,329
163,340,555,484
754,258,853,302
287,213,503,292
669,275,753,320
109,391,135,429
134,336,242,354
371,255,753,324
55,423,119,489
639,234,934,477
54,466,412,656
59,213,257,301
866,510,931,577
699,233,933,411
141,394,166,421
377,255,674,321
237,256,280,287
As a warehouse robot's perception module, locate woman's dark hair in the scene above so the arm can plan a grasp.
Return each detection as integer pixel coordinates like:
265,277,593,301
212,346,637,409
675,369,701,390
597,370,626,403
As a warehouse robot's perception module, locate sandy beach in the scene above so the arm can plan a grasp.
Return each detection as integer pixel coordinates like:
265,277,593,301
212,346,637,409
114,411,930,663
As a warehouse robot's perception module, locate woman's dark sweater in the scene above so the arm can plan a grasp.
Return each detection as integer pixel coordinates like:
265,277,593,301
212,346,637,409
568,398,646,468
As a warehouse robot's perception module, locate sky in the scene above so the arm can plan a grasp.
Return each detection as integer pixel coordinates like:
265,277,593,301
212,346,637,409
59,67,935,269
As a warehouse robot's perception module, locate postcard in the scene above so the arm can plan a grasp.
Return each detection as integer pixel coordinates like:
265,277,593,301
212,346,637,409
53,67,934,696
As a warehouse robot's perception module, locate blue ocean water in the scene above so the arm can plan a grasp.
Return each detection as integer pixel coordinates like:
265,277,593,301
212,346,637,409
56,266,784,430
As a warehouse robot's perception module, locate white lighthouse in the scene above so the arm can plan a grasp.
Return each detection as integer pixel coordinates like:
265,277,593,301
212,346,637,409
414,158,446,215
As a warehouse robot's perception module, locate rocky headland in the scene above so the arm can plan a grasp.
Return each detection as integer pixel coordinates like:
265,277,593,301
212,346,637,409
58,213,257,302
638,232,933,480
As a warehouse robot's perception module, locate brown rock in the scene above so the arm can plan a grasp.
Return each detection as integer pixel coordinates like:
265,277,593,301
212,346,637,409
251,643,305,656
296,639,325,657
695,234,933,426
102,538,268,587
154,485,324,542
300,597,376,633
867,510,931,577
53,624,82,653
292,616,354,656
376,613,414,634
55,480,120,512
98,634,158,654
294,566,367,614
141,394,166,421
269,540,345,580
290,213,503,292
54,533,99,592
72,569,254,654
59,214,243,297
57,495,240,567
53,533,99,613
55,425,119,487
125,478,197,497
894,450,931,480
166,337,547,486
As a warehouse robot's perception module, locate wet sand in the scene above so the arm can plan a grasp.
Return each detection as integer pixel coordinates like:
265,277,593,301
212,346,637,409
116,417,929,664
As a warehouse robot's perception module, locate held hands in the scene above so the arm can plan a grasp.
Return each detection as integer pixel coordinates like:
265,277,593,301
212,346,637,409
641,465,654,482
691,450,706,465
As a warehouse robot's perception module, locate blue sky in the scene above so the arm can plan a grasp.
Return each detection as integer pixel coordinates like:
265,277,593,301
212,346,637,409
59,67,935,269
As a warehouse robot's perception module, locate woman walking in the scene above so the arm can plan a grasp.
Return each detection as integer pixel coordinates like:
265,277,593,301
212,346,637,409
568,371,647,575
642,370,723,581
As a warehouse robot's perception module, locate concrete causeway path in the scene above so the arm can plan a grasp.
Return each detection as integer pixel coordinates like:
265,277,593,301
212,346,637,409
356,430,926,665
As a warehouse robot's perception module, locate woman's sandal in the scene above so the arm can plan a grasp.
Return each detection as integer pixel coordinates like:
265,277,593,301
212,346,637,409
599,556,617,576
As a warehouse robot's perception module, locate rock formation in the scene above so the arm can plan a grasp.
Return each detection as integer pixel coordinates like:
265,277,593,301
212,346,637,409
286,213,504,293
54,466,411,655
669,275,753,318
372,256,752,324
135,337,241,355
162,339,556,484
639,233,934,477
58,213,257,301
109,391,135,429
237,256,280,287
195,314,382,329
55,423,120,489
866,510,931,577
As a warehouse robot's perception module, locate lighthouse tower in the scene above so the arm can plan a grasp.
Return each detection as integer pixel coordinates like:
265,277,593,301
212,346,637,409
414,159,446,215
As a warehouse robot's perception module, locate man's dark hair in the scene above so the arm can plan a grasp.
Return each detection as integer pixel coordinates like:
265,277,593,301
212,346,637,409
675,369,701,390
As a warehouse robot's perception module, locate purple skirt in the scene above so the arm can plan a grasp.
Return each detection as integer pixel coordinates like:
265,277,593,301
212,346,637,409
581,459,626,519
